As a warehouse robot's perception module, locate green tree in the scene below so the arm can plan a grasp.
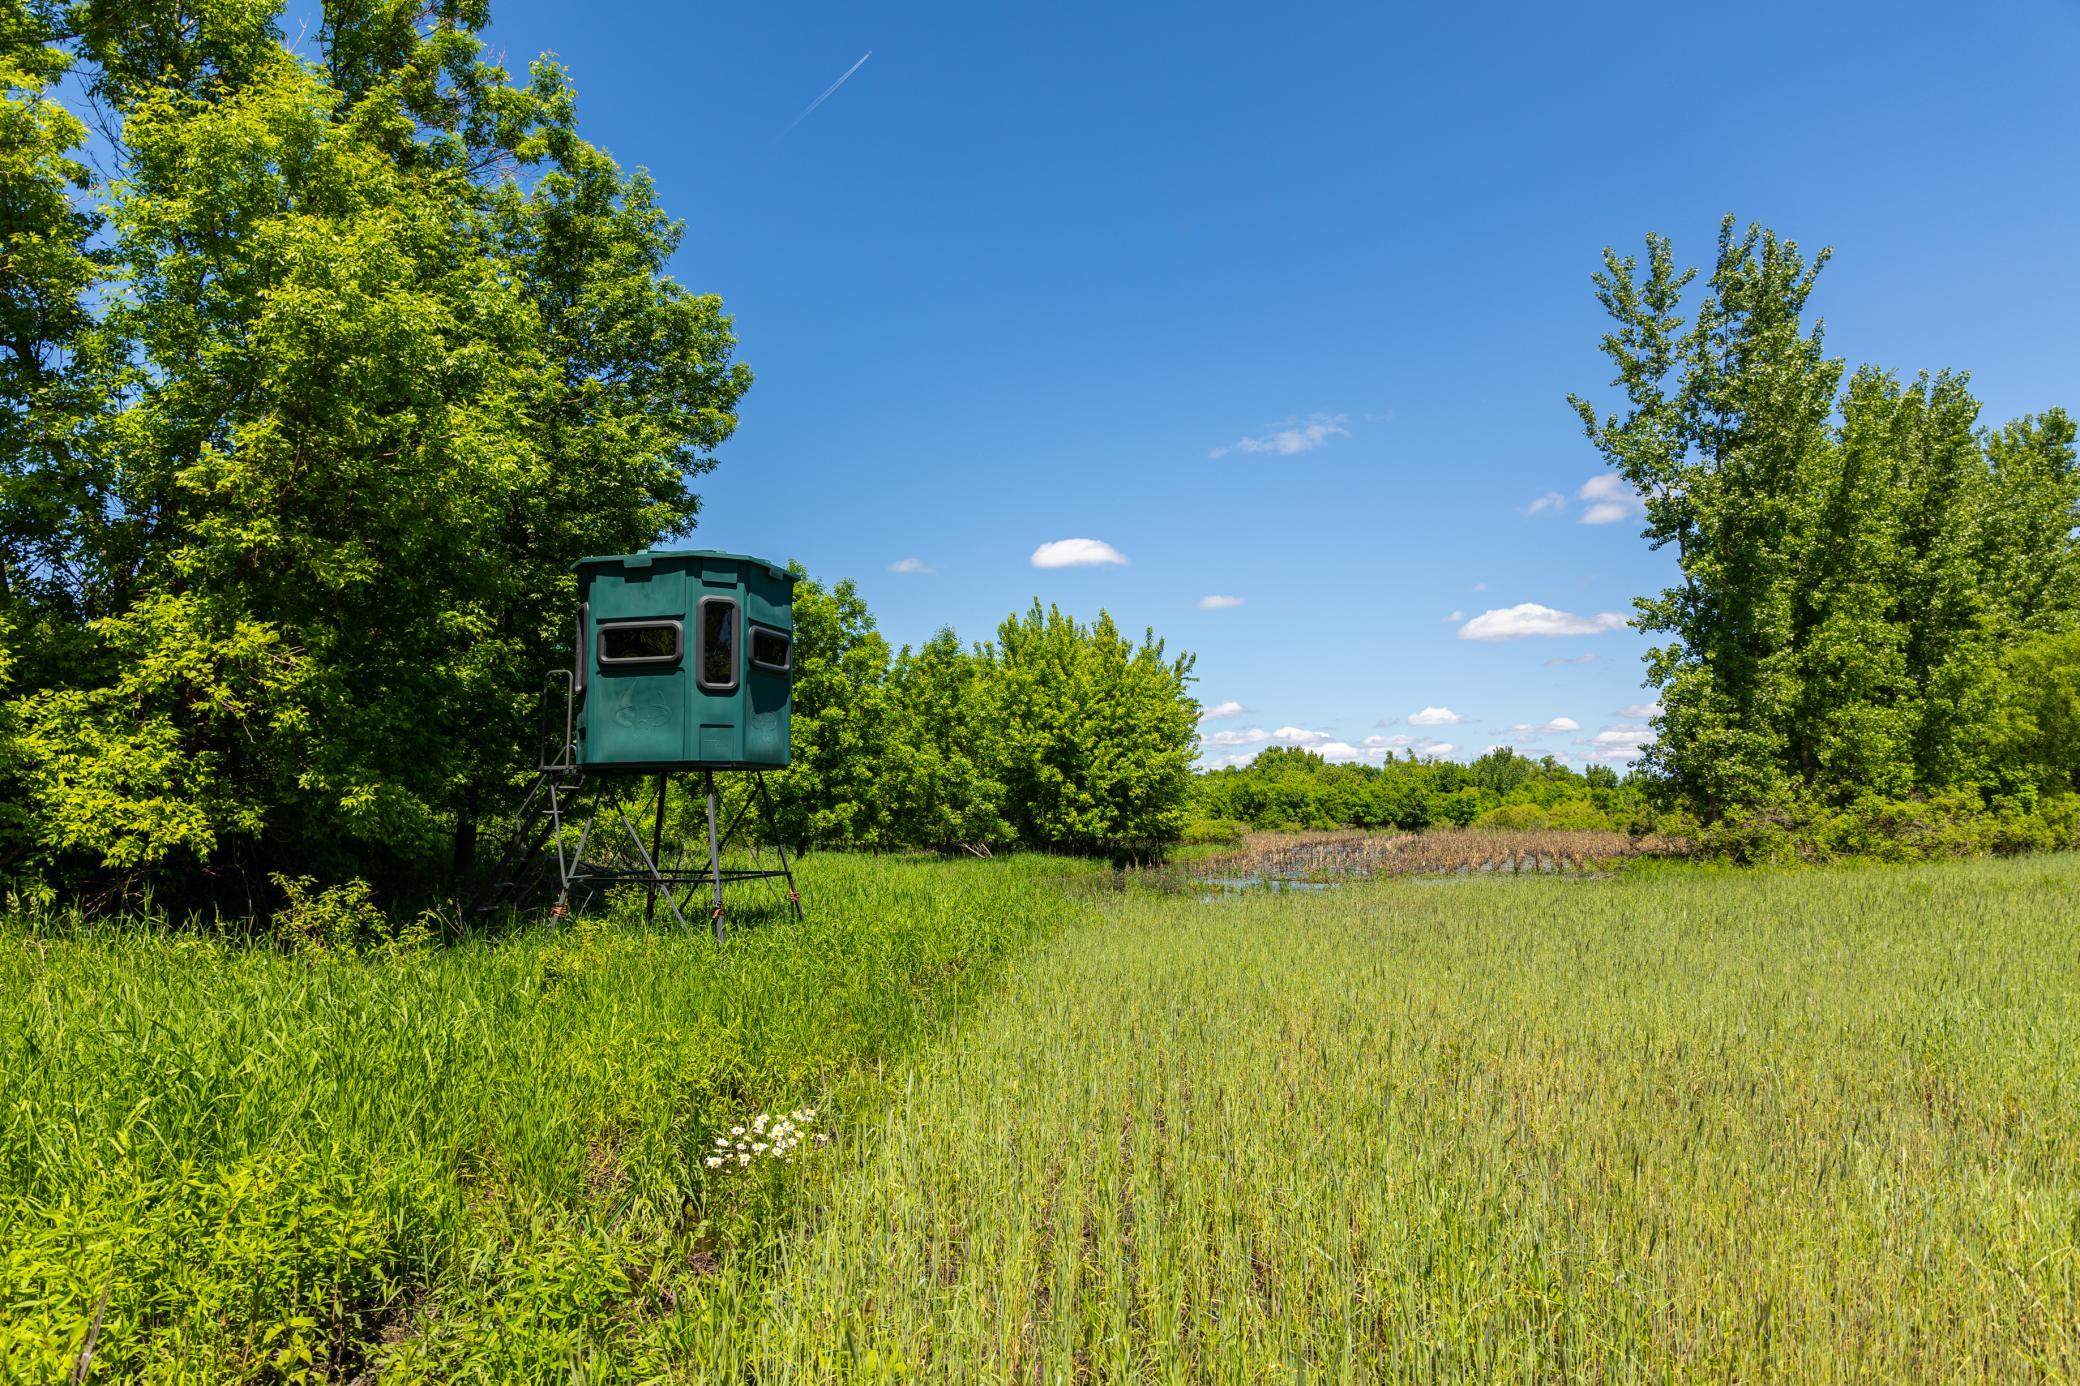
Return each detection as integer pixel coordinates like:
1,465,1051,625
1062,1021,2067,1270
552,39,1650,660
1470,746,1534,795
767,570,895,851
1979,409,2080,633
0,3,99,694
884,629,1011,851
0,3,748,901
1992,632,2080,797
1572,218,1843,811
987,601,1197,853
1866,371,1998,790
1573,217,2070,825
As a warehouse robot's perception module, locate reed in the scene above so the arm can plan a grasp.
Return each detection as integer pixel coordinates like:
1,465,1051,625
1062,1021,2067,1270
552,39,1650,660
9,851,2077,1379
687,853,2080,1381
0,854,1077,1380
1194,826,1670,881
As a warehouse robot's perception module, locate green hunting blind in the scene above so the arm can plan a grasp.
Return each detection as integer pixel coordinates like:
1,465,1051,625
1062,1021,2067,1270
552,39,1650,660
572,550,795,771
482,550,802,940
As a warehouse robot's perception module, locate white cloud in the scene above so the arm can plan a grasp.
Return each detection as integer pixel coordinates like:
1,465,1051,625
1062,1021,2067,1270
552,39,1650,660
1209,412,1350,459
1362,733,1455,761
1031,538,1128,568
887,556,934,574
1198,594,1245,610
1504,716,1581,738
1204,721,1477,761
1198,699,1245,722
1546,652,1602,667
1523,490,1566,516
1442,609,1464,623
1578,474,1644,526
1458,604,1629,640
1615,702,1663,719
1472,581,1487,592
1407,706,1464,726
1577,723,1655,763
1200,723,1345,755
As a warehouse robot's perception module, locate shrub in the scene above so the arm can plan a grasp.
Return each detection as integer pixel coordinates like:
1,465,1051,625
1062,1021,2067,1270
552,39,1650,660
1472,803,1550,831
1179,818,1248,846
1696,789,2080,864
1424,788,1476,827
1543,798,1619,831
269,874,436,958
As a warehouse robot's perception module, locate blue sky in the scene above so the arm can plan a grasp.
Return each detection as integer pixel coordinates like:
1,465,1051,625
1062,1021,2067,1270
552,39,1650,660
466,0,2078,768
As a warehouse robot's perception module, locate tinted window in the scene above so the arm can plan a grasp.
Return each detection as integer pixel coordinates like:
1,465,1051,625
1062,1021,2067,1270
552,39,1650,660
599,621,681,664
749,626,791,672
574,604,588,692
700,599,738,690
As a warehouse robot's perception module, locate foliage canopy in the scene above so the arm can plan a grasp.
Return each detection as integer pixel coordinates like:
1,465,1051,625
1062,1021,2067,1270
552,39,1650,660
1571,218,2078,844
0,0,750,904
771,574,1198,857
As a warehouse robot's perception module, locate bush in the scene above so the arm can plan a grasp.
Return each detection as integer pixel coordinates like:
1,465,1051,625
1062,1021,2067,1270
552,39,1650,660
1179,818,1248,846
1434,788,1483,827
1545,799,1618,831
1696,790,2080,864
1472,803,1550,831
270,874,437,958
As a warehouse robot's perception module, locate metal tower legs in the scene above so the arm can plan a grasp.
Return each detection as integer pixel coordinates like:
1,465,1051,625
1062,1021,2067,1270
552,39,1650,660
479,769,803,937
704,769,724,943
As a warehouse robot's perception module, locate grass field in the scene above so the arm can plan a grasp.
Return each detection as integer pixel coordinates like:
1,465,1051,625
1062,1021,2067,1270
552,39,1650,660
695,854,2080,1381
6,849,2079,1379
0,854,1077,1380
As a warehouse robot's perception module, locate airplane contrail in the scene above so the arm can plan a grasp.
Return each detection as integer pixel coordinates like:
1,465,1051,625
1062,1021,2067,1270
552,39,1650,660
781,51,873,136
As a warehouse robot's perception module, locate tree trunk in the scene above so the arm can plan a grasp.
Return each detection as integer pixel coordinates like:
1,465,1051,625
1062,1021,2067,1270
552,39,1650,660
450,813,478,888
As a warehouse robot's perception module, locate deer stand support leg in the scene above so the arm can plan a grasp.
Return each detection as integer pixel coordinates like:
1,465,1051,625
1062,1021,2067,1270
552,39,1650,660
704,769,726,944
645,772,667,926
755,771,804,921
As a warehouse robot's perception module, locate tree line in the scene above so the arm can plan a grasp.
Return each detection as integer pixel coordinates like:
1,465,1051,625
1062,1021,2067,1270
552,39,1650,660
1192,746,1645,838
0,0,1204,908
767,574,1197,858
1,0,752,908
1574,219,2079,858
1197,220,2078,862
5,0,2072,911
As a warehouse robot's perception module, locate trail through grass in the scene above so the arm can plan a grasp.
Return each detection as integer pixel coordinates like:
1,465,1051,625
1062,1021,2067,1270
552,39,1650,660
698,856,2080,1380
0,854,1080,1380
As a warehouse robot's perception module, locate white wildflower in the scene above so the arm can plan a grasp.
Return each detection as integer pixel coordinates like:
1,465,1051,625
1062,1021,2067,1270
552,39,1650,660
708,1104,825,1172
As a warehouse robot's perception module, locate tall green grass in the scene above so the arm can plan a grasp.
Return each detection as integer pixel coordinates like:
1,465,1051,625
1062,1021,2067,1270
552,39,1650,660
694,855,2080,1380
0,854,1081,1380
12,853,2080,1379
